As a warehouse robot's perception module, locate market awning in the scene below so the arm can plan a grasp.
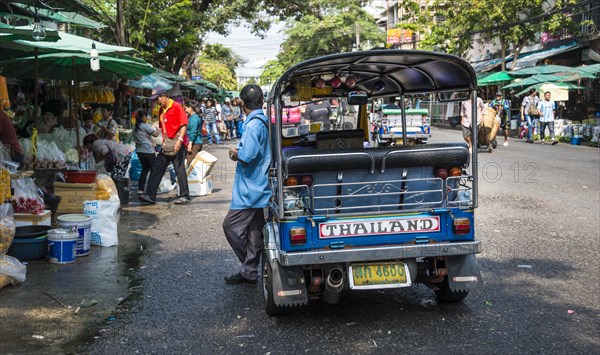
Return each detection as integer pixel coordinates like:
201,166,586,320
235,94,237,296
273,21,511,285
510,64,579,76
573,63,600,77
0,52,154,81
471,58,504,73
511,44,580,70
515,82,585,96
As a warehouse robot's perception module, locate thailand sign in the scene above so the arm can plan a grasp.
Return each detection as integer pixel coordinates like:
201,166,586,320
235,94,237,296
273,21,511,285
319,216,440,239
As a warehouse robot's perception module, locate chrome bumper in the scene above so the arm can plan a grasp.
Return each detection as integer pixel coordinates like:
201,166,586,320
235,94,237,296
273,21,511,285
277,241,481,266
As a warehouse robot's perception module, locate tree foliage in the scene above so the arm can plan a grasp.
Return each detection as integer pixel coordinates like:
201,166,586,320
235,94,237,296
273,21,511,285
259,0,386,85
198,60,238,90
82,0,315,74
200,44,247,75
420,0,585,70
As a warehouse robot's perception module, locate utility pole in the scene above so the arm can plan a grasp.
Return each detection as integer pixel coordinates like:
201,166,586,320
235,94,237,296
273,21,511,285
355,21,360,51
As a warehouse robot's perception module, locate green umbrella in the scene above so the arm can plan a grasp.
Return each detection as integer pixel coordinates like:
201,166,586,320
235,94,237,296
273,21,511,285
510,65,578,76
502,74,566,89
194,79,220,92
0,23,60,43
477,71,513,86
154,69,187,82
0,52,154,81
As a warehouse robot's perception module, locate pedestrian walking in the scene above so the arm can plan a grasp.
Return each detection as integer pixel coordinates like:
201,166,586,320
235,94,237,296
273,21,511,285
537,91,559,145
232,97,243,138
133,109,159,194
489,91,511,146
184,100,204,162
204,99,221,145
221,97,235,139
83,134,133,178
223,84,271,284
139,91,190,204
520,89,540,143
460,95,485,150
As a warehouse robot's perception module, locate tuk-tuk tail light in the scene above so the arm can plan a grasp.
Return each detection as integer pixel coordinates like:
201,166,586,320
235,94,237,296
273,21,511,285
453,218,471,235
290,227,307,245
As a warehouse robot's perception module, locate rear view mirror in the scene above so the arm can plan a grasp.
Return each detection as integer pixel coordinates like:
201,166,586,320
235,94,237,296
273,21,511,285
347,90,368,105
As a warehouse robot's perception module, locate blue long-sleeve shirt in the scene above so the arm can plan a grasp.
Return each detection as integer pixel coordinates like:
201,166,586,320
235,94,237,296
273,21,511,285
186,113,204,144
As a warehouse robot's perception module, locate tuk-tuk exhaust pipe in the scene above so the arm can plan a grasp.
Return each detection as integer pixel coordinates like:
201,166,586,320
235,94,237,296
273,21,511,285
323,267,344,304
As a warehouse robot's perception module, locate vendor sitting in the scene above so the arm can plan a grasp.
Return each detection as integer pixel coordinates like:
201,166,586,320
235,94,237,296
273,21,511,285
83,134,133,179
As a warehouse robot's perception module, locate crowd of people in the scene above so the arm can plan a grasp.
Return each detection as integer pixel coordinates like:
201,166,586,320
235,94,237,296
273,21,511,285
460,89,559,150
80,94,246,205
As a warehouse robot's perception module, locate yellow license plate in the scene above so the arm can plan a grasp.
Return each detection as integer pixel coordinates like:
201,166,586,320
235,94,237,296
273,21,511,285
349,262,411,290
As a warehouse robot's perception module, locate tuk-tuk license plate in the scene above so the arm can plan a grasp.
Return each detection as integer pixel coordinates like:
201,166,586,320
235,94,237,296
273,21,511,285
349,262,412,290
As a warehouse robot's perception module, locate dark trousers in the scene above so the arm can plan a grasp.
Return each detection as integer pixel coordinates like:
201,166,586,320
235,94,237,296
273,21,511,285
186,143,203,163
225,120,234,138
222,208,265,281
146,147,188,200
137,152,157,192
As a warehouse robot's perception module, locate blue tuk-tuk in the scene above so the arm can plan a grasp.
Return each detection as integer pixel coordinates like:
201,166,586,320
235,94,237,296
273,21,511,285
261,49,482,315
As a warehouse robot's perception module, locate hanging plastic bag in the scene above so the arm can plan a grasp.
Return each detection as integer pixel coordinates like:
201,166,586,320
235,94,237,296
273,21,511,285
83,200,119,247
10,178,44,214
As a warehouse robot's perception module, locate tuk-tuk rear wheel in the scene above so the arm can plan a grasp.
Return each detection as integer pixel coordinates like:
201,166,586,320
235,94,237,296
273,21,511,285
434,276,469,303
260,251,291,316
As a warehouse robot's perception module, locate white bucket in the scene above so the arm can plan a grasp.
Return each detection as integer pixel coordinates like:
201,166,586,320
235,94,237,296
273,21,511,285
57,214,92,257
47,229,78,264
510,119,518,130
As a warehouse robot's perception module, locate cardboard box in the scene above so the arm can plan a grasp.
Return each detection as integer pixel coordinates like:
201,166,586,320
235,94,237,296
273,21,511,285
179,175,213,197
14,210,52,227
186,151,218,180
54,182,97,213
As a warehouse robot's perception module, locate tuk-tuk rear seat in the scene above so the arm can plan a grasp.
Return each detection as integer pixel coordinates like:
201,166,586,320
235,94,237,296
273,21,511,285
282,142,468,213
282,142,469,175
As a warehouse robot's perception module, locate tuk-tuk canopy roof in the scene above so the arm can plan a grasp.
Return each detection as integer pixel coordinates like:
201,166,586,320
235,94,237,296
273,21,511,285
269,49,477,100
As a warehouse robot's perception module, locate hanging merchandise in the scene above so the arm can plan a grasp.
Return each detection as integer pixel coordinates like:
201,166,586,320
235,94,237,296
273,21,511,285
78,86,116,104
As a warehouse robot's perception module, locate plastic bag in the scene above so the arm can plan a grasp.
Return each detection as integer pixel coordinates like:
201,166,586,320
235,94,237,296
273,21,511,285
10,178,45,214
0,254,27,288
128,151,142,181
84,200,119,247
95,174,120,203
158,175,176,194
0,204,15,255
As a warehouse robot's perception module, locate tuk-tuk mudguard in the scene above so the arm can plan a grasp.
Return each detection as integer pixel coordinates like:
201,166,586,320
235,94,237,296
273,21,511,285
446,254,483,291
270,260,309,307
263,222,308,306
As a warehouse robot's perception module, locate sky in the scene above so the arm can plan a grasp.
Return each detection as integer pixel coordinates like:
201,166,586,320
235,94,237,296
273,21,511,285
205,3,386,79
206,21,286,79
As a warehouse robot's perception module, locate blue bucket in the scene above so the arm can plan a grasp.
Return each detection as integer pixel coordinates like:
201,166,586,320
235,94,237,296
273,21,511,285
47,229,78,264
570,136,582,145
57,214,92,257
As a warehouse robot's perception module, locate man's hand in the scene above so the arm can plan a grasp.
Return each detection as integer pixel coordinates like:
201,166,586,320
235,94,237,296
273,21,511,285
229,147,238,161
187,142,193,153
174,139,182,153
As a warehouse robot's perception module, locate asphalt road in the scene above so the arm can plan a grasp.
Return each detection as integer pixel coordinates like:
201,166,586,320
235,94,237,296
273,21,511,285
80,129,599,354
